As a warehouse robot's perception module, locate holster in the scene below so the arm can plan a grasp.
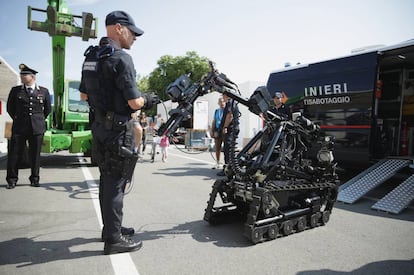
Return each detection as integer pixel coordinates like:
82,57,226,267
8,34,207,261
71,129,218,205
102,119,138,182
119,146,138,182
103,147,138,183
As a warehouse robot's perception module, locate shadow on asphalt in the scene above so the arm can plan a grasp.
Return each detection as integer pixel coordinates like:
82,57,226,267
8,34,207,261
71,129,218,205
296,259,414,275
0,237,101,267
40,154,95,169
152,163,219,181
0,154,95,171
333,200,414,222
135,220,252,248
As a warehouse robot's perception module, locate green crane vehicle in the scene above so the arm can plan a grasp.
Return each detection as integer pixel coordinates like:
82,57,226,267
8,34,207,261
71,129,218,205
27,0,97,154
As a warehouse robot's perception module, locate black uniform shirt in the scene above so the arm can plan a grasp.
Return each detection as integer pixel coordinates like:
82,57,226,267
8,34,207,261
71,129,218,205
99,38,141,116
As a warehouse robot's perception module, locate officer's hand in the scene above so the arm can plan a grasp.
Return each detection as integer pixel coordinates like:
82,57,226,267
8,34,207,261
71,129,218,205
142,93,160,110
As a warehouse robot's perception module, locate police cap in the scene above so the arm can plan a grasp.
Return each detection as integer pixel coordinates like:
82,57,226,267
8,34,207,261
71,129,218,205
105,11,144,37
19,64,38,75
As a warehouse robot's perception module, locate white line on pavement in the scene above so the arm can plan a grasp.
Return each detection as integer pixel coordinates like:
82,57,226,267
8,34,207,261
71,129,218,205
80,160,140,275
168,152,215,165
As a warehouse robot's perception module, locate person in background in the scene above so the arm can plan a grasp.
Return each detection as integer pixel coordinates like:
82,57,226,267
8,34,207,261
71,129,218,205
131,110,143,158
217,94,239,177
6,64,51,189
150,134,160,163
139,112,149,153
271,91,291,119
211,97,225,169
159,134,170,162
153,113,162,132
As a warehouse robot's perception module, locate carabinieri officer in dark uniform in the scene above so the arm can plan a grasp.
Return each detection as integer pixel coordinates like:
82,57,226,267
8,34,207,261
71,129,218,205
6,64,51,189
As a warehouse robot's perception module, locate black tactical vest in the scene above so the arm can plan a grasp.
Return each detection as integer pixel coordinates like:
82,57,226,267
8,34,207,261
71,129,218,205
81,44,114,110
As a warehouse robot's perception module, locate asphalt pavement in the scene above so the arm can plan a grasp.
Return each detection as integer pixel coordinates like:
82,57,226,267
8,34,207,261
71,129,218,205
0,145,413,275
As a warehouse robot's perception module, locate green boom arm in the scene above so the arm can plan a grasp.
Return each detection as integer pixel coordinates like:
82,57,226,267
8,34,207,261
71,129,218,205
27,0,97,129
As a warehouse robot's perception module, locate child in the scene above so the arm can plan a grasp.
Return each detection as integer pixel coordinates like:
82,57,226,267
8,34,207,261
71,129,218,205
159,135,170,162
150,134,160,163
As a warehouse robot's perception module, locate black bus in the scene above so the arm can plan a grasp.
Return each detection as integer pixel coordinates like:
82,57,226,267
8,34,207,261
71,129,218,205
266,39,414,168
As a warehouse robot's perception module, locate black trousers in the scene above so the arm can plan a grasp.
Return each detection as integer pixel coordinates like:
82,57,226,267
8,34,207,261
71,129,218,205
7,133,44,184
92,121,130,242
100,173,127,241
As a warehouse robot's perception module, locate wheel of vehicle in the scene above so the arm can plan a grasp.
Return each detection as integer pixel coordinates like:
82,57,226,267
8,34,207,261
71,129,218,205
309,213,319,228
251,228,263,244
296,216,306,232
321,211,330,225
267,224,278,240
282,220,293,236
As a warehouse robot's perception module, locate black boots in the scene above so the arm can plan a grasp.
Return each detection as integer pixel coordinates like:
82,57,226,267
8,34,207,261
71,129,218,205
101,226,135,242
30,181,40,187
6,182,16,189
121,226,135,236
104,235,142,255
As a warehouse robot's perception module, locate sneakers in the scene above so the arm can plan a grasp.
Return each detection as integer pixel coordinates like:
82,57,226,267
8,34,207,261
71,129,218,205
212,162,222,169
104,235,142,255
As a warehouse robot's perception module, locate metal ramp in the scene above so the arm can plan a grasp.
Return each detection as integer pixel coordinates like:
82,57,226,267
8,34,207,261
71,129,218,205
337,159,411,204
371,174,414,214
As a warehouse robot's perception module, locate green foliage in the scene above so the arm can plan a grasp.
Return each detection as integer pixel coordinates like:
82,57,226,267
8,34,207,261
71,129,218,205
147,51,211,101
137,75,149,91
135,51,211,117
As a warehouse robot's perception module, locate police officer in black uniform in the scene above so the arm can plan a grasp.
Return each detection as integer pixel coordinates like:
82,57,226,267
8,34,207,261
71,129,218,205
6,64,51,189
81,10,158,255
80,36,136,245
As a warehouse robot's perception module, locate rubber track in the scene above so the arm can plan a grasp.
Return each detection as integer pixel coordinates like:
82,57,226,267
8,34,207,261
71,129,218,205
245,181,338,243
204,180,338,244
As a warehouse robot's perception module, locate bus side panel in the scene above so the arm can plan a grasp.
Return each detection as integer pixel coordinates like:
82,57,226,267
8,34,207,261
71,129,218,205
266,52,378,167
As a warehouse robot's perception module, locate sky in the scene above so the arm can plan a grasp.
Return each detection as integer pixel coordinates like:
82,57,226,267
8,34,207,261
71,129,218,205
1,0,414,92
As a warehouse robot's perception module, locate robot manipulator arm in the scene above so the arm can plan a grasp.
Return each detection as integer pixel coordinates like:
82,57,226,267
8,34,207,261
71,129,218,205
246,86,272,116
158,61,273,137
213,73,273,117
157,75,210,137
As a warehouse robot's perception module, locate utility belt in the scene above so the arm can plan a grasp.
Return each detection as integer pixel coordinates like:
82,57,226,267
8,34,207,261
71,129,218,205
95,108,130,131
94,109,137,182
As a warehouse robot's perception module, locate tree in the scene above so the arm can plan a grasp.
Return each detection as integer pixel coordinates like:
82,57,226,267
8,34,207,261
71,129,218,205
147,51,211,101
137,75,149,91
